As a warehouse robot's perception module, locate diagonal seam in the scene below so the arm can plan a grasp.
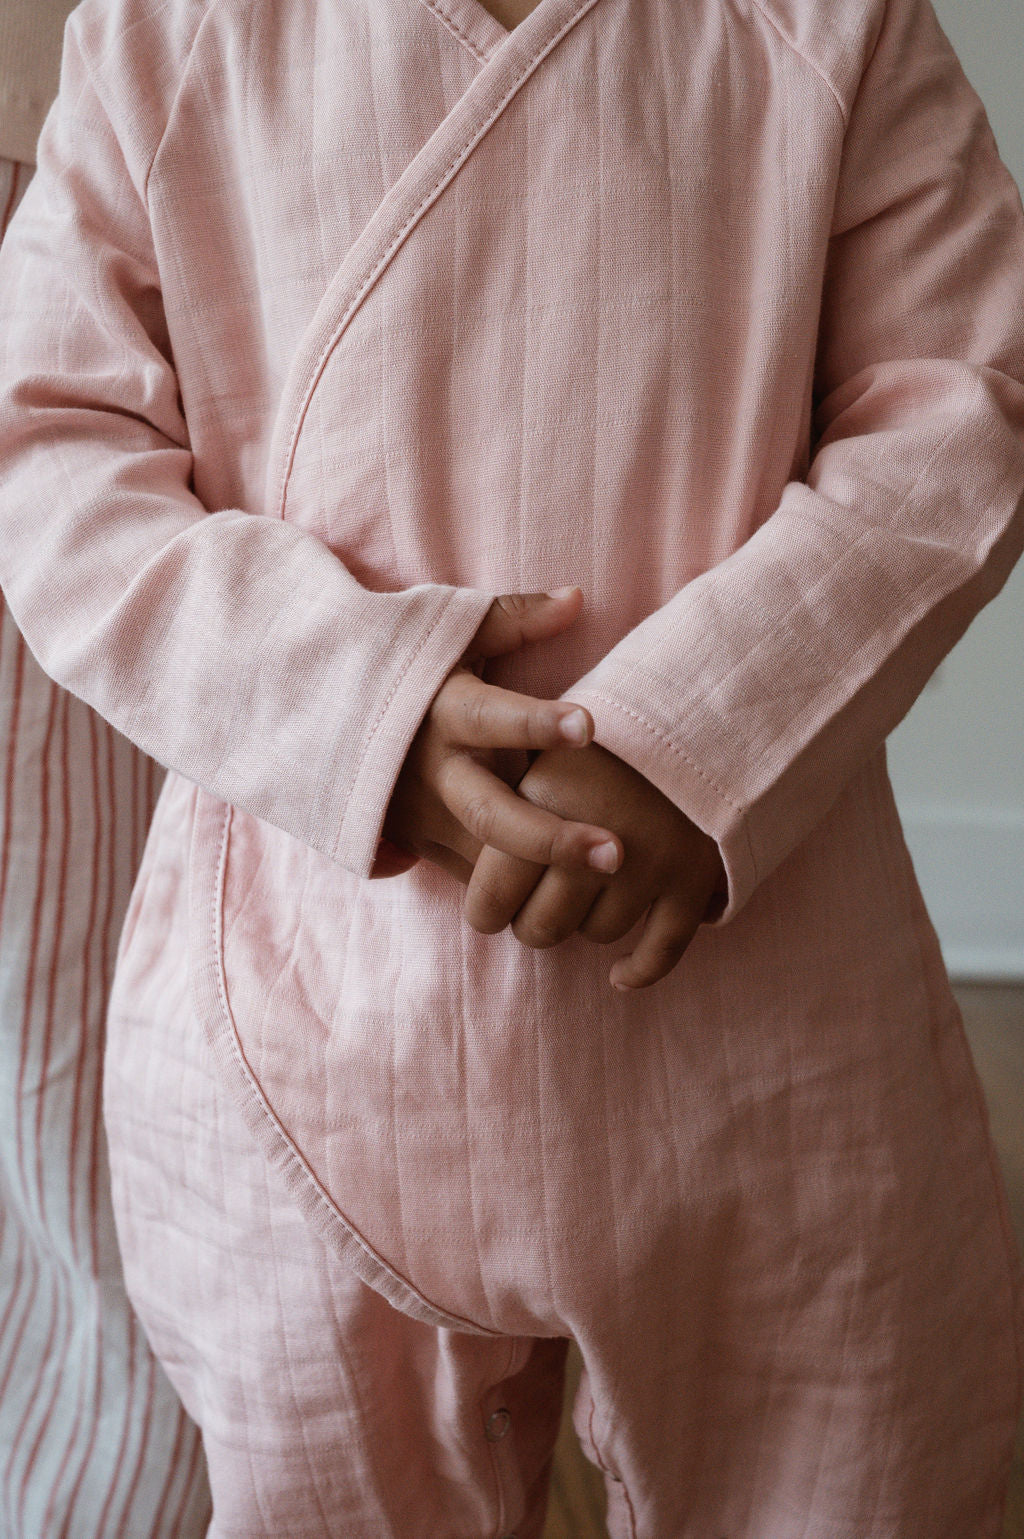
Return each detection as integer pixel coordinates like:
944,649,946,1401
274,0,603,522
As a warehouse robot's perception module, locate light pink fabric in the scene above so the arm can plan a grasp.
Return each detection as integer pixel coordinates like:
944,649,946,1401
0,155,210,1537
107,776,567,1538
0,0,1023,1532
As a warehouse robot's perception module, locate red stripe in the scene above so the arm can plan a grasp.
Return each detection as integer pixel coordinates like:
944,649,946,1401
13,691,75,1525
12,674,58,1219
7,1277,61,1529
0,629,29,1379
66,706,102,1265
86,722,137,1536
4,673,61,1522
0,1244,40,1455
93,1312,136,1539
2,637,52,1464
0,628,26,931
53,709,104,1530
168,1420,210,1537
65,718,124,1535
11,1294,69,1529
0,1233,27,1398
150,1404,190,1536
38,1302,87,1535
27,683,65,1225
91,721,121,1256
111,1346,158,1538
32,689,71,1234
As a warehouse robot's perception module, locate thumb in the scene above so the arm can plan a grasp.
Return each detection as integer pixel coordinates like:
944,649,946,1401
464,586,583,663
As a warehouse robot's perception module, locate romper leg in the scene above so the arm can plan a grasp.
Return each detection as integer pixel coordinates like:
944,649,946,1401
566,1000,1023,1539
102,774,567,1538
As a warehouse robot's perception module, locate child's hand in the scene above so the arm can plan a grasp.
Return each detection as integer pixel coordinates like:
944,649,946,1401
375,588,625,884
462,741,726,990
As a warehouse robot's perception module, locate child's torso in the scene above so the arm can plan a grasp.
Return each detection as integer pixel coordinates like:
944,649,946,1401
109,0,968,1332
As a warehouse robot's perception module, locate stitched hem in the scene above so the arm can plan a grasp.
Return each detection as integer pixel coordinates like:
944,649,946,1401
748,0,848,126
414,0,496,63
268,0,604,523
187,788,504,1338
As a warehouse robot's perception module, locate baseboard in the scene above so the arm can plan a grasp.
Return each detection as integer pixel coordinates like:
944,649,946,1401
894,805,1024,982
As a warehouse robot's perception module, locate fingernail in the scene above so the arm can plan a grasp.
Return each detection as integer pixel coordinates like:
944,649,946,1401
612,979,633,992
559,709,589,744
588,840,619,873
547,585,580,600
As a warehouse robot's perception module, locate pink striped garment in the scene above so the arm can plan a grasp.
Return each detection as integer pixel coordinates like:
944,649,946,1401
0,157,210,1537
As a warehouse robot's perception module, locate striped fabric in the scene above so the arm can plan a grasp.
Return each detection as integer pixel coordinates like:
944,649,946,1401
0,157,210,1538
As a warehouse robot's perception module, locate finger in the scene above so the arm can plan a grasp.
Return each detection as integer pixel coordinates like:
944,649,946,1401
443,753,622,871
463,844,545,935
437,671,596,752
577,882,652,946
608,894,703,991
510,864,605,950
387,789,484,872
464,588,583,662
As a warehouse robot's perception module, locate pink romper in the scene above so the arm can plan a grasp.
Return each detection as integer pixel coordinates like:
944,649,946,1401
0,0,1022,1532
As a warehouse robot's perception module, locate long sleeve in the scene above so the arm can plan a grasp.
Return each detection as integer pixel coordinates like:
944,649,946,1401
558,0,1024,925
0,13,494,880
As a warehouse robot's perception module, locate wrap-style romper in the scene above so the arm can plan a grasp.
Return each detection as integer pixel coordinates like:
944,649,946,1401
0,0,1022,1532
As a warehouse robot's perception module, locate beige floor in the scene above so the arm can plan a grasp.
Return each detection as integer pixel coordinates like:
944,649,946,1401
543,983,1024,1539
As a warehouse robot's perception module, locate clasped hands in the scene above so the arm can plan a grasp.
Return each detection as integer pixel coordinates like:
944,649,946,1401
376,586,726,991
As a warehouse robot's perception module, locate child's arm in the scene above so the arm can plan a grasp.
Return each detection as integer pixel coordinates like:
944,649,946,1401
0,6,615,884
477,0,1024,945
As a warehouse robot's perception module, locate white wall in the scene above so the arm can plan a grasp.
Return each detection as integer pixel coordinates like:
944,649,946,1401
885,0,1024,978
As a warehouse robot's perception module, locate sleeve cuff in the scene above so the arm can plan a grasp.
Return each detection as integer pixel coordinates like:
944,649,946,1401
333,584,495,878
558,682,759,926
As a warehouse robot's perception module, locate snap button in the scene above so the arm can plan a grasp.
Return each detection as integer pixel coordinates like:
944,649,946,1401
485,1407,511,1442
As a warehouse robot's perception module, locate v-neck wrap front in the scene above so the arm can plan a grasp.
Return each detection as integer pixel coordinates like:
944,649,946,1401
0,0,1023,1466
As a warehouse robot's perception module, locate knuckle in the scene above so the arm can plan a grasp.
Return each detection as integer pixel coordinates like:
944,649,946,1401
461,689,489,740
459,793,496,843
511,910,563,949
433,754,459,804
513,702,538,743
496,593,531,621
466,876,512,926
